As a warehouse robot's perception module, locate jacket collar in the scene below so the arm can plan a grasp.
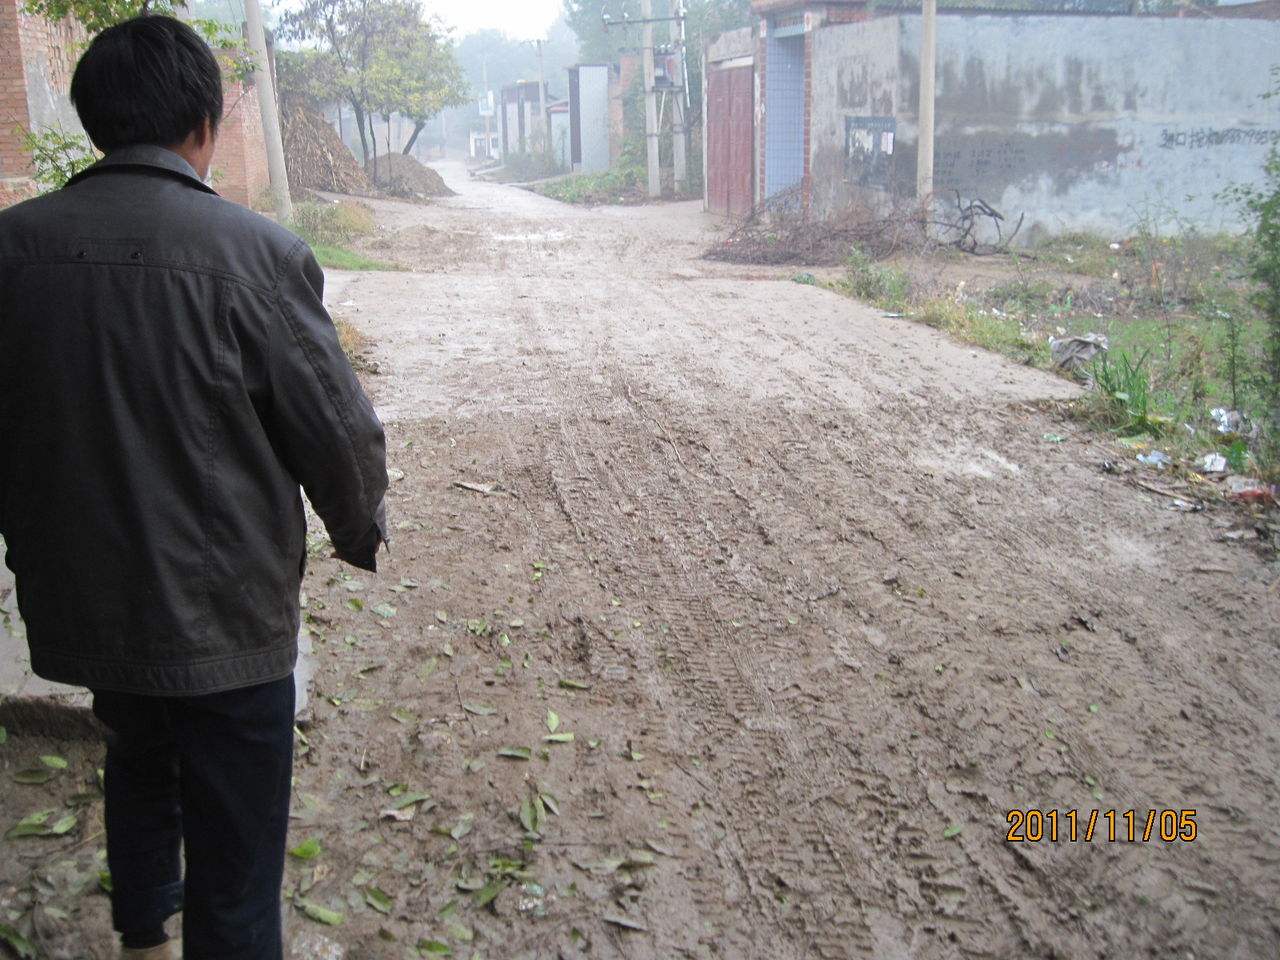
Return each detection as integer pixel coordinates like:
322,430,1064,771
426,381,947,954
66,144,218,195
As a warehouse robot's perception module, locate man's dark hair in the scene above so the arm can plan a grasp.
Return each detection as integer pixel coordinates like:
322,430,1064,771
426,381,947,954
70,15,224,153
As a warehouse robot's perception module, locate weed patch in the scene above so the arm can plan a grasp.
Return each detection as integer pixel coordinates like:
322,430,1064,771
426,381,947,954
289,200,377,247
310,245,398,271
531,165,650,206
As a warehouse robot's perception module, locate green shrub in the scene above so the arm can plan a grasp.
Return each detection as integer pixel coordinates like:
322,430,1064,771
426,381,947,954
534,164,647,205
20,126,97,191
845,248,910,310
1091,350,1165,436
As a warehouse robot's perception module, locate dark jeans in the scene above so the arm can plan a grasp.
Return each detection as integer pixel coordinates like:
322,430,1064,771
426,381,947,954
91,675,295,960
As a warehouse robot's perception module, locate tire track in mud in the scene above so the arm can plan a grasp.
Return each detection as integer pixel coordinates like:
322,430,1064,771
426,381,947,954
523,293,1046,957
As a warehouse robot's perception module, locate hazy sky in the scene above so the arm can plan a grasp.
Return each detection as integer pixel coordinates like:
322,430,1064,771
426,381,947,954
427,0,563,38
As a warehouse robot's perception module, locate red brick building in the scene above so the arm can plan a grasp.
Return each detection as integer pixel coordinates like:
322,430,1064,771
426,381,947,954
0,0,271,210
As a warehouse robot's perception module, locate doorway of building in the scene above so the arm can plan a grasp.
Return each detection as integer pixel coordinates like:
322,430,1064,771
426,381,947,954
764,29,805,200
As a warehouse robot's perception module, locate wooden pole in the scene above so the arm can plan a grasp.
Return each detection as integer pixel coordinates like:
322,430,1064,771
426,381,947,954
641,0,661,198
669,0,688,195
243,0,292,221
916,0,937,206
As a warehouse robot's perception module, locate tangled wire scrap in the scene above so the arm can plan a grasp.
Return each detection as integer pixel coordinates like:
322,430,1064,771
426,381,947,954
704,187,1026,266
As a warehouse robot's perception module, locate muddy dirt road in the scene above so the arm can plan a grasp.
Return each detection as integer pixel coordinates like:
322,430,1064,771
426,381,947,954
3,162,1278,960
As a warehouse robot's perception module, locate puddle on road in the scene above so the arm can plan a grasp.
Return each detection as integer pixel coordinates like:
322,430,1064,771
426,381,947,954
489,230,570,244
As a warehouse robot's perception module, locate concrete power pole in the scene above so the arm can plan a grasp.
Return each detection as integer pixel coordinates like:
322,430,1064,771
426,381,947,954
243,0,292,222
916,0,937,207
669,0,688,194
535,40,549,157
641,0,661,197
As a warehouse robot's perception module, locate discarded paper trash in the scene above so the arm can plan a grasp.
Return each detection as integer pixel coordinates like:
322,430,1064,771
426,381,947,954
1048,333,1109,372
1200,453,1228,474
1210,408,1259,439
1136,451,1172,469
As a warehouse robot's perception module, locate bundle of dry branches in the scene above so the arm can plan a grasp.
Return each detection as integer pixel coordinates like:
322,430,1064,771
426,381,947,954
704,188,1024,266
281,99,370,196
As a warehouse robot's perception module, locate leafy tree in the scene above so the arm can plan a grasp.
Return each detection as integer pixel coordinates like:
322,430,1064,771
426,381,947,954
1243,69,1280,449
282,0,421,165
389,29,469,155
1225,65,1280,459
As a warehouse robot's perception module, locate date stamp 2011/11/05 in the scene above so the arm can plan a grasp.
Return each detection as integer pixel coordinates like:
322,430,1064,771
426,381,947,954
1006,809,1198,843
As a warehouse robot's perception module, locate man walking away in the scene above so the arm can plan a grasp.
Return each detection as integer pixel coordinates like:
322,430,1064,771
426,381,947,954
0,16,388,959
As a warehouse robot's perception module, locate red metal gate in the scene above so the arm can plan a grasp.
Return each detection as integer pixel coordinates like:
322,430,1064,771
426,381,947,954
707,65,754,219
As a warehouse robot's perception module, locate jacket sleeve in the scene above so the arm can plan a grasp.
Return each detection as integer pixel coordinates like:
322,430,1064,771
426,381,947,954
265,240,389,571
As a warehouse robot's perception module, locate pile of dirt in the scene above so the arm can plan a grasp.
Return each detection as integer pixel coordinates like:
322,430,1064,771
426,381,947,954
281,100,369,195
364,153,454,199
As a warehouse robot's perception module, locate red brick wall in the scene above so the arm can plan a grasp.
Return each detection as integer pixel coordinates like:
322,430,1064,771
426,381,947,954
1,2,271,212
0,177,35,207
0,0,83,182
0,0,30,179
210,78,271,209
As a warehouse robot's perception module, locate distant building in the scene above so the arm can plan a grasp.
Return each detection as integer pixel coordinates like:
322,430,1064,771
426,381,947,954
548,99,571,170
500,80,549,157
568,65,611,174
704,0,1280,238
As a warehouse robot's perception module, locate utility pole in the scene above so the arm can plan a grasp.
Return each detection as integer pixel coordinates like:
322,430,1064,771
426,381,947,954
641,0,661,197
916,0,937,207
243,0,292,222
669,0,688,195
482,59,492,159
535,40,549,157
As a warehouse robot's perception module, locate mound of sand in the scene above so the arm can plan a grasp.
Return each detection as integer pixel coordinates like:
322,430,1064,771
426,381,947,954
364,153,454,199
281,100,369,195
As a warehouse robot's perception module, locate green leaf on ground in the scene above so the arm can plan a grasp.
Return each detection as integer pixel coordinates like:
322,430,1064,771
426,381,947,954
544,733,575,743
393,792,432,811
371,603,397,619
472,881,503,908
546,710,560,733
558,679,591,691
98,871,113,893
943,825,963,839
463,703,497,717
13,769,54,785
0,726,7,745
5,809,53,839
365,886,394,914
297,899,344,926
345,598,364,612
39,755,68,770
0,923,36,959
449,815,473,841
289,838,323,861
498,747,531,761
49,814,77,835
417,940,452,956
519,796,539,834
444,923,473,943
435,610,449,624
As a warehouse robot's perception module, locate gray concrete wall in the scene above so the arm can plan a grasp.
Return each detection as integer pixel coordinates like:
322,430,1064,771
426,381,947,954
550,110,571,170
808,13,1280,238
708,25,754,65
810,17,902,215
578,65,611,174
